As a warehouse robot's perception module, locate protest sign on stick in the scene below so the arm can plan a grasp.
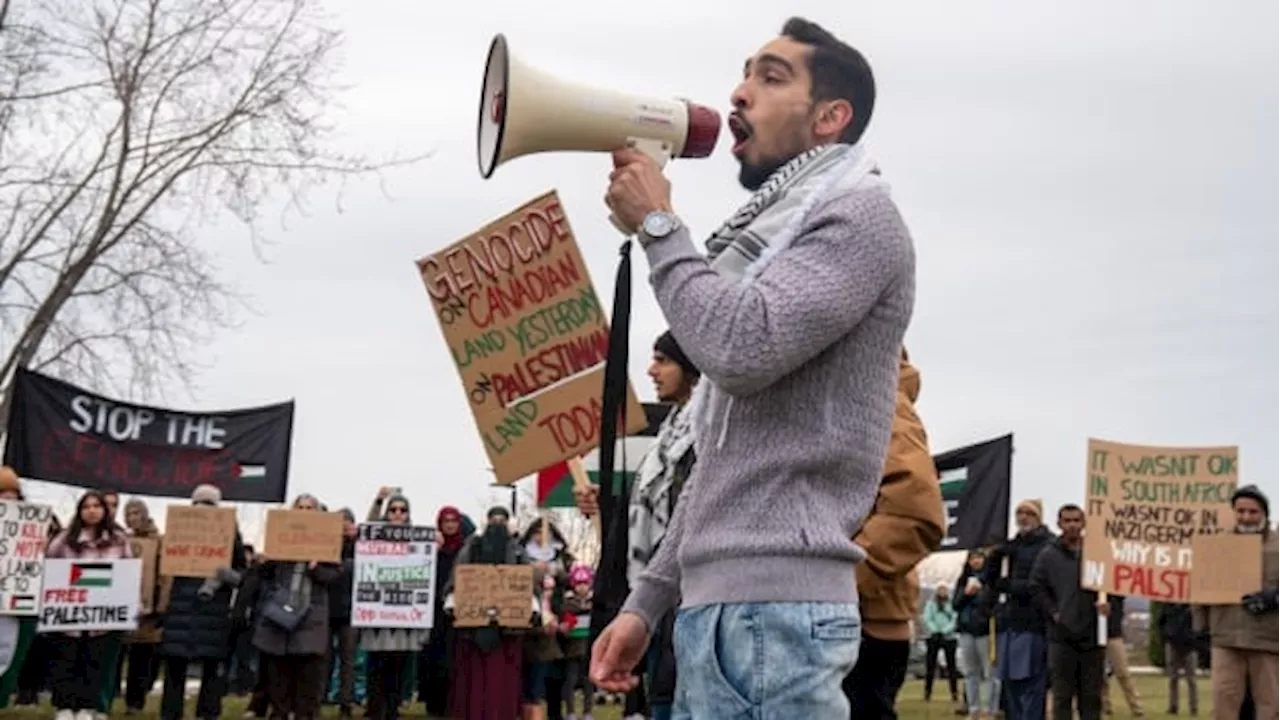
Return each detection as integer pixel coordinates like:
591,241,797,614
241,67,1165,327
263,509,343,563
1082,439,1245,603
418,191,646,484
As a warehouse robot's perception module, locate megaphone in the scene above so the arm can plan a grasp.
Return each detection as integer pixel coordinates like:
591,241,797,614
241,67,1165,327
477,34,721,182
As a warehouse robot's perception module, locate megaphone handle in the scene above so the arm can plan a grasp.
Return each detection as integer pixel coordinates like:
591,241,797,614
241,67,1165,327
609,137,674,236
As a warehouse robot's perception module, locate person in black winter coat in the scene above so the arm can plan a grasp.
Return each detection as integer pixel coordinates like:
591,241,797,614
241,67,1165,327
328,509,358,717
986,499,1055,720
159,485,248,720
1030,505,1105,720
1158,603,1198,715
954,549,998,717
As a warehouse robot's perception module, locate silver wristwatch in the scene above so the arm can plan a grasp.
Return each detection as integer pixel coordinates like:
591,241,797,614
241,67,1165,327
639,211,682,246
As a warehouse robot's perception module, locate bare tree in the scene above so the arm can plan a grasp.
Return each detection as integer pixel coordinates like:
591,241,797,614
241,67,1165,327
0,0,421,420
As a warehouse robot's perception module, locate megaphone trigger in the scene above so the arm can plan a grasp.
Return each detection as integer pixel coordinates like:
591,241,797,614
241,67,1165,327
625,137,673,170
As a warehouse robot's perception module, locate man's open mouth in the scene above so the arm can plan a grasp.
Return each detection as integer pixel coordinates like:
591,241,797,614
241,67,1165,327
728,114,753,155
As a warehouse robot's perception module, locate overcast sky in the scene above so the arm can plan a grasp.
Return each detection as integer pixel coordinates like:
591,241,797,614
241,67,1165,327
25,1,1278,539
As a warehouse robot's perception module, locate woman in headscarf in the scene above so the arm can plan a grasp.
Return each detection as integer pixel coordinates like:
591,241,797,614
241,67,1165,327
446,506,538,720
252,493,340,720
359,492,431,720
419,505,469,716
120,499,163,714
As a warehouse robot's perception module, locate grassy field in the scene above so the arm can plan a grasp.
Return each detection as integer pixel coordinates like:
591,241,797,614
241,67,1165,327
7,675,1189,719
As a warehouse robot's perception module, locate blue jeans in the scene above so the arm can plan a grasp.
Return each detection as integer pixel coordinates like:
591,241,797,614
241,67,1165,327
647,644,673,720
671,602,860,720
958,633,1000,714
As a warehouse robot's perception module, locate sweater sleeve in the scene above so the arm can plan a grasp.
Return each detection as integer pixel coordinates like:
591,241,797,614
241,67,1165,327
643,190,912,397
620,473,691,632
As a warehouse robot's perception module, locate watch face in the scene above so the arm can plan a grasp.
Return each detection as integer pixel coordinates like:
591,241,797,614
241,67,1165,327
644,213,673,237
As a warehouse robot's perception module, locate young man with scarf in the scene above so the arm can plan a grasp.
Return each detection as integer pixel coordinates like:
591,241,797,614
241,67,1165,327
578,330,700,720
592,17,915,719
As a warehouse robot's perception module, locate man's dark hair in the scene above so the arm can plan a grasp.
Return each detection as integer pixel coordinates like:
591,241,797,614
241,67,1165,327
781,17,876,144
1058,503,1085,519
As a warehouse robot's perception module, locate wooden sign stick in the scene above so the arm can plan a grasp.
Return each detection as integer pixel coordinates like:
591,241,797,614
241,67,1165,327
566,457,602,540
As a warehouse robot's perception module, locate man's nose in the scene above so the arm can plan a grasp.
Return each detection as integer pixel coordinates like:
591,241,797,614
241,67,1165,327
729,82,750,111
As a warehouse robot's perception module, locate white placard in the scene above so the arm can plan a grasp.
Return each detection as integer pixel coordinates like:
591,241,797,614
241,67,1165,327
0,500,52,615
351,524,437,630
37,558,141,632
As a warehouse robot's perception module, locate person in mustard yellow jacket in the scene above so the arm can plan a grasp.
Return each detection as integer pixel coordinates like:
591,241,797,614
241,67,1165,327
842,349,947,719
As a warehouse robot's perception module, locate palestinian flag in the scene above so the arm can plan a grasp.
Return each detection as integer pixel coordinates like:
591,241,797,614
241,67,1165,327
535,402,669,508
236,463,267,481
7,595,36,612
69,562,113,588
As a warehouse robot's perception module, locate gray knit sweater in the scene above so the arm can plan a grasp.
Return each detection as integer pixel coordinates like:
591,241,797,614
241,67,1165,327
620,186,915,631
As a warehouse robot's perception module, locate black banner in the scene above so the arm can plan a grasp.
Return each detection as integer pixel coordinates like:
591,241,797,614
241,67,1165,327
934,433,1013,551
3,368,294,503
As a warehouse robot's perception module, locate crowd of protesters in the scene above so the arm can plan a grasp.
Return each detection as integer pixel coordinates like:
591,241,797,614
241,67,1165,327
911,490,1275,720
0,330,1274,720
0,468,606,720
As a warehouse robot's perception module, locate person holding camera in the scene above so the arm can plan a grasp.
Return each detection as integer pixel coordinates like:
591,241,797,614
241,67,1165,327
158,484,246,720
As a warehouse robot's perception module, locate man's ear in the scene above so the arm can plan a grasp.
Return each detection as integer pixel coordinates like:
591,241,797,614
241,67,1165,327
814,98,854,141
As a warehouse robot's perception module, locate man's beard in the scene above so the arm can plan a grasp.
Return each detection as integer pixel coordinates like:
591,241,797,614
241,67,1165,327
737,153,790,191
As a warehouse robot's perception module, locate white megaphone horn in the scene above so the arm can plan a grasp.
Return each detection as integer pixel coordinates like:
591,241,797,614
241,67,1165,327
476,34,721,231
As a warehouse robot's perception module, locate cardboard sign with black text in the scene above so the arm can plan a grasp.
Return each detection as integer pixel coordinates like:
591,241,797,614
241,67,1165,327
1082,438,1241,603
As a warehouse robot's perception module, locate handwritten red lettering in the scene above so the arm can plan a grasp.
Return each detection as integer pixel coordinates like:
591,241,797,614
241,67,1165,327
1113,563,1189,601
44,588,89,604
537,398,605,454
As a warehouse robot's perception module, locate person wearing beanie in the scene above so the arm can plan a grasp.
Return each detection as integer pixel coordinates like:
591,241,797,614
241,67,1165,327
576,329,700,720
987,497,1055,720
1194,484,1278,720
157,484,246,720
190,483,222,506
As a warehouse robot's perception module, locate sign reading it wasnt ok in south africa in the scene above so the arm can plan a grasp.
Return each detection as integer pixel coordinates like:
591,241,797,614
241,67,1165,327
1082,438,1242,603
417,191,645,484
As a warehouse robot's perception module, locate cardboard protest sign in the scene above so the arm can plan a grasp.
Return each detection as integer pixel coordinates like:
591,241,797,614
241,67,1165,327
0,500,52,615
263,509,343,563
1082,439,1239,603
1189,533,1264,605
160,506,237,578
452,565,533,628
128,537,160,614
417,191,646,484
37,558,142,632
351,524,438,629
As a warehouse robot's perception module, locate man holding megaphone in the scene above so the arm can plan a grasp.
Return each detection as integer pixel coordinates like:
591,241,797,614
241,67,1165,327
588,17,917,720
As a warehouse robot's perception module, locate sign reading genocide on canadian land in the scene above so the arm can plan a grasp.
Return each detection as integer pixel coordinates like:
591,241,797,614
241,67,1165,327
1081,438,1256,604
417,190,645,484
